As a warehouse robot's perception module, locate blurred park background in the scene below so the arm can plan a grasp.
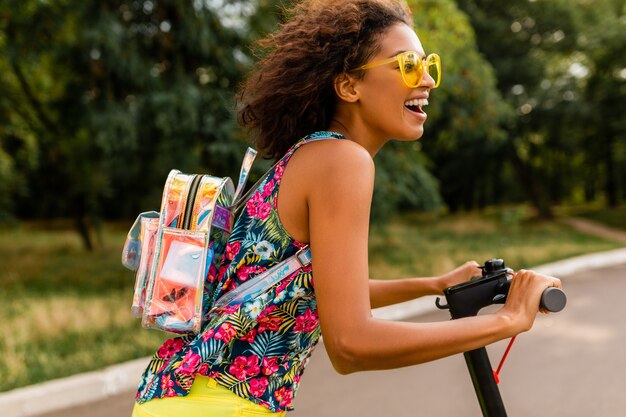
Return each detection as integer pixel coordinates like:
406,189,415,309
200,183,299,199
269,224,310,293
1,0,625,393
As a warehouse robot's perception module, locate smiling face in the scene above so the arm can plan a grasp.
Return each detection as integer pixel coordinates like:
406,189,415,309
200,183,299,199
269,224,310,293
332,23,436,152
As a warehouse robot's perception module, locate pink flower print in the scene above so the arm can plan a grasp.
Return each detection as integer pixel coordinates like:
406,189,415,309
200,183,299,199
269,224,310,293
207,264,218,282
217,265,228,281
259,305,277,317
208,371,220,379
293,240,307,249
236,265,255,282
294,308,319,332
249,377,269,397
197,363,209,376
225,241,241,261
178,350,201,375
237,265,265,282
201,328,215,342
246,192,264,217
262,357,280,376
273,163,285,181
160,374,175,392
262,179,275,198
239,328,257,343
214,323,237,343
257,315,282,333
157,338,185,359
228,355,261,381
274,386,293,408
222,304,240,314
163,388,178,398
257,202,272,220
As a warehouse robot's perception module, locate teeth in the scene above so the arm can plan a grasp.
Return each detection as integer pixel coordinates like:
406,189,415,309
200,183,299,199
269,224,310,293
404,98,429,107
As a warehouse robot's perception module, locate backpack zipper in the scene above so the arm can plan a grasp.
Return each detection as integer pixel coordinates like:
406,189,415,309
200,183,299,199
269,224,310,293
180,175,202,230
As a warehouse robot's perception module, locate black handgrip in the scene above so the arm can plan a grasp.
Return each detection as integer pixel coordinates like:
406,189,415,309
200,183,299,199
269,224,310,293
540,287,566,312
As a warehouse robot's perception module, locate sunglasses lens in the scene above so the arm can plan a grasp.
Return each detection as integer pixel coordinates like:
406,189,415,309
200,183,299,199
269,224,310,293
425,54,441,88
401,52,421,87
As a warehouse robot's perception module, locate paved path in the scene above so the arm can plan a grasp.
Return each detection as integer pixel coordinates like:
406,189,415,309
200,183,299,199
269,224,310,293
290,263,626,417
37,263,626,417
560,217,626,244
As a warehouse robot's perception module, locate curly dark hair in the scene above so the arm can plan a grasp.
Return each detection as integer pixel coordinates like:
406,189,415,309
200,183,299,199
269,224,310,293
237,0,413,159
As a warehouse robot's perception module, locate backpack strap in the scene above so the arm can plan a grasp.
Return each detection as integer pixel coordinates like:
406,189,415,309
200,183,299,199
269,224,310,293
213,247,312,309
232,147,258,204
216,131,345,309
231,131,346,214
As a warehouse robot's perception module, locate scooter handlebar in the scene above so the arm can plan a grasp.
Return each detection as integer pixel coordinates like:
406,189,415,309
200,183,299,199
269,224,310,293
540,287,566,312
436,258,567,318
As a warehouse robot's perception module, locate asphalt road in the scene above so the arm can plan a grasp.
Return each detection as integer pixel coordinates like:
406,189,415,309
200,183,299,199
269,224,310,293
39,263,626,417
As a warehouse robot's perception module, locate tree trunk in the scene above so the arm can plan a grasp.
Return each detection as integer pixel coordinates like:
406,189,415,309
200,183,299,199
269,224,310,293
73,196,94,251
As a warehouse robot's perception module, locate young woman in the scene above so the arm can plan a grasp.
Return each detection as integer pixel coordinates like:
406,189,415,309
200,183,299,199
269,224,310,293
132,1,561,416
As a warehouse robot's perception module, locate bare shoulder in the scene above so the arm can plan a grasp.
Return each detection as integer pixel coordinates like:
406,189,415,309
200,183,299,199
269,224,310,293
277,138,374,243
289,139,375,188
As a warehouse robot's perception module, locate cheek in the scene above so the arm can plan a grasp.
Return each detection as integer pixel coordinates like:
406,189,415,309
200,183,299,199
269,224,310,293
366,78,405,109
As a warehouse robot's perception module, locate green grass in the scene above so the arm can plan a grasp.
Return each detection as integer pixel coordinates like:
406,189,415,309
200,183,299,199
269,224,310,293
368,210,621,279
0,211,622,392
0,225,170,392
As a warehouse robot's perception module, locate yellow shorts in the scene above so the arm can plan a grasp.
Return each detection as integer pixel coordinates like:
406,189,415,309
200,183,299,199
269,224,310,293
131,376,286,417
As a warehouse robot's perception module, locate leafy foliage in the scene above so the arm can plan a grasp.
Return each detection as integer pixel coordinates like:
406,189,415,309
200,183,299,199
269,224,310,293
407,0,512,213
454,0,625,214
0,0,284,247
1,0,623,247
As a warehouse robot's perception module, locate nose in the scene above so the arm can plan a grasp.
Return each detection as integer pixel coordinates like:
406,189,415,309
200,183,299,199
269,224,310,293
420,70,436,89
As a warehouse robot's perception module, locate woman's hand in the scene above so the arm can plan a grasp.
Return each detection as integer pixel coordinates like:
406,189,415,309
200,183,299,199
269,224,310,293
498,269,562,335
435,261,482,294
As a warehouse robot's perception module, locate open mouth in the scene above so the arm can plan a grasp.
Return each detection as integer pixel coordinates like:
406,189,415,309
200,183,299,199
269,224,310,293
404,98,428,114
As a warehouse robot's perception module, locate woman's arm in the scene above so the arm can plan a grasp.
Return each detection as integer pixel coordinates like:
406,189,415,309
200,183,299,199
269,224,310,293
368,261,481,308
368,277,439,309
300,141,560,375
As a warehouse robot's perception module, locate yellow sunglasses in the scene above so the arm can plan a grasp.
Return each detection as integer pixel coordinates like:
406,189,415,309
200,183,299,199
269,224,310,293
356,51,441,89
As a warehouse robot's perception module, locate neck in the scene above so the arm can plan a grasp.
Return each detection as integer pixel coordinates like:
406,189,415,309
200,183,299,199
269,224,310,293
328,114,389,158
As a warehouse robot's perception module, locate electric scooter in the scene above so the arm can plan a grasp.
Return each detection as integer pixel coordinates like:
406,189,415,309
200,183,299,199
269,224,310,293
436,259,567,417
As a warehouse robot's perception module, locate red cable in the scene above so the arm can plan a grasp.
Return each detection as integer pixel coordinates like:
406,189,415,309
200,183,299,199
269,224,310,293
492,336,517,384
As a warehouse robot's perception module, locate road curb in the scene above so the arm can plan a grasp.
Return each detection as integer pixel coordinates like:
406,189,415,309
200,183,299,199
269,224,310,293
371,247,626,319
2,248,625,417
0,357,150,417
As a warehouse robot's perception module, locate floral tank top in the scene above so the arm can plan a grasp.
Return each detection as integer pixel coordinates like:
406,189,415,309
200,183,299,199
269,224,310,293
135,131,346,412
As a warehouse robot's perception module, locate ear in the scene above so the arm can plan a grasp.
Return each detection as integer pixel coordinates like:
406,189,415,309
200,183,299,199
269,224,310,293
333,73,360,103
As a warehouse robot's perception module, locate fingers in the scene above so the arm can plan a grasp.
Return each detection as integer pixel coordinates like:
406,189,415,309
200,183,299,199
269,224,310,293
515,269,562,289
465,260,482,277
511,269,562,314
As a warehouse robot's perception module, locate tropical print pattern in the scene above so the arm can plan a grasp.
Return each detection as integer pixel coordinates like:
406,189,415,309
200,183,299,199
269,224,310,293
136,131,346,412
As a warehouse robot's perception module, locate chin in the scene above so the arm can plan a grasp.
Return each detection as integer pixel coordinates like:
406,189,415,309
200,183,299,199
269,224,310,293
394,127,424,142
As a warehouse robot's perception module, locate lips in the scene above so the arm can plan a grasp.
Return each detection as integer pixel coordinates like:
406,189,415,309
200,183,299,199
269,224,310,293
404,98,428,114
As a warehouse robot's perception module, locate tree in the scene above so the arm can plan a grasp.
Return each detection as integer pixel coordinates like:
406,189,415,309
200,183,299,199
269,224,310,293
579,0,626,207
1,0,283,248
453,0,625,215
399,0,510,213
